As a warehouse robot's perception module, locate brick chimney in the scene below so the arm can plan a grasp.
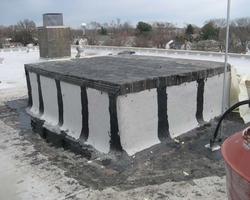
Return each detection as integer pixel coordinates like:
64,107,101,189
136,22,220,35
38,13,71,59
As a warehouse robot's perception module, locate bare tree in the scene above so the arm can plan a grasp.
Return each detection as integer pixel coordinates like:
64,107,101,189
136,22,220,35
134,35,151,47
204,18,249,53
14,19,36,45
209,18,227,29
151,25,168,48
83,19,135,46
151,22,176,48
208,18,227,51
0,26,5,38
121,21,134,35
70,28,82,38
85,21,101,45
113,21,134,46
165,22,176,40
104,19,134,46
216,22,241,53
197,40,216,51
226,23,243,53
233,17,250,53
106,18,122,37
0,25,16,39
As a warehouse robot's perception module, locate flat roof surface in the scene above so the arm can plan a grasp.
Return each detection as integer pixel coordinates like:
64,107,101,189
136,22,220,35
25,55,226,95
1,48,249,200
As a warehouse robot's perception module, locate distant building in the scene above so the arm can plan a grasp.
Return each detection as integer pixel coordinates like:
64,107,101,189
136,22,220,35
123,36,136,47
9,42,23,48
0,38,24,48
166,40,192,50
0,38,11,48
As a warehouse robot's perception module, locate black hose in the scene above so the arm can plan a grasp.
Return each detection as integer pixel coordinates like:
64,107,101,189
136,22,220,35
213,99,250,141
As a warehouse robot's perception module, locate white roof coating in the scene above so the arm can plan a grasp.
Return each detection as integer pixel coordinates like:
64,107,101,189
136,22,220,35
0,47,249,94
0,46,249,199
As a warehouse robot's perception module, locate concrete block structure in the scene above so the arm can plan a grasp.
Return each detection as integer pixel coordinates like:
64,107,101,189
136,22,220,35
38,13,71,59
25,56,230,156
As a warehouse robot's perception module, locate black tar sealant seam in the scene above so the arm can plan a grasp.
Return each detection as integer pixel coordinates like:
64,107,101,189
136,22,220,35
196,78,205,123
25,70,33,109
108,94,123,151
55,80,64,127
80,86,89,141
37,74,44,116
157,87,170,140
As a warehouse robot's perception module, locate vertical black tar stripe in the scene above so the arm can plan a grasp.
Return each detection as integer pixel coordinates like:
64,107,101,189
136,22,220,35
55,80,63,127
25,70,33,109
80,86,89,141
157,87,170,140
196,79,205,123
37,74,44,116
108,94,123,151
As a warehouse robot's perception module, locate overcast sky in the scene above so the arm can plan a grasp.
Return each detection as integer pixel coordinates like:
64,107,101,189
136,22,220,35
0,0,249,28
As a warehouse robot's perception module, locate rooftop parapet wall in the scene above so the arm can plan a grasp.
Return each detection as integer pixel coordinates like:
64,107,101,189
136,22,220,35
1,45,250,61
83,45,250,60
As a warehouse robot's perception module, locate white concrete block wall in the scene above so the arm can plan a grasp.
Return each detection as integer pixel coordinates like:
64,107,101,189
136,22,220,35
28,72,40,115
26,71,231,156
27,77,111,153
117,89,160,156
86,88,110,154
40,76,59,126
60,82,82,139
203,74,229,122
167,82,198,138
